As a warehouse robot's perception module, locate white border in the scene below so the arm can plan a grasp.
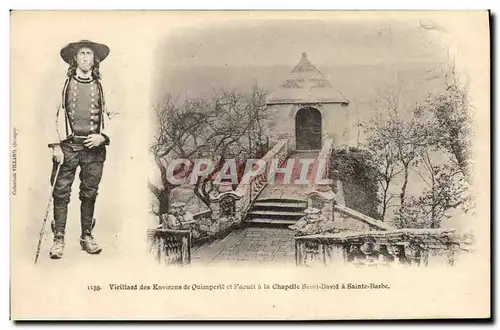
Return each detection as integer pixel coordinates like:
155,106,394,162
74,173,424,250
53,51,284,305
1,0,498,10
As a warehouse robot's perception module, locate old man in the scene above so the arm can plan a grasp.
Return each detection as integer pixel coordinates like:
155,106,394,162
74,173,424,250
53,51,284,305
48,40,118,259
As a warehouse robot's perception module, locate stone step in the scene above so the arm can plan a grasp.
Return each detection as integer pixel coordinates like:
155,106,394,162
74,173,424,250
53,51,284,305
246,218,297,226
255,198,307,204
247,210,304,217
292,149,321,154
252,201,308,209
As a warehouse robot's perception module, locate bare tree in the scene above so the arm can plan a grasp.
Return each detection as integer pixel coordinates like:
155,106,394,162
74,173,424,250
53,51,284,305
149,86,269,217
369,84,432,209
365,118,402,221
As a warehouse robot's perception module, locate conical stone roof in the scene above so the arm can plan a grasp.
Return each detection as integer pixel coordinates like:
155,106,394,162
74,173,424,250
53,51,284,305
266,52,346,105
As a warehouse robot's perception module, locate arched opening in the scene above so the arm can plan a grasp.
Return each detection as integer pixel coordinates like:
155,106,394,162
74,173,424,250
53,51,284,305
295,107,322,150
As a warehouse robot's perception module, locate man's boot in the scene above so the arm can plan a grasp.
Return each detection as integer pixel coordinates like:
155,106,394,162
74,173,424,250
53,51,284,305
49,232,65,259
80,198,102,254
49,201,68,259
80,229,102,254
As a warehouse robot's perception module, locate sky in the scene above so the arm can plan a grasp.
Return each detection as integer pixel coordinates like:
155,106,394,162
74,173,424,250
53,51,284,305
153,17,450,110
156,18,448,69
152,16,451,140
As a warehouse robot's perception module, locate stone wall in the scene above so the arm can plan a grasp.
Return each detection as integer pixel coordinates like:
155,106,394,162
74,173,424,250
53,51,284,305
180,207,241,246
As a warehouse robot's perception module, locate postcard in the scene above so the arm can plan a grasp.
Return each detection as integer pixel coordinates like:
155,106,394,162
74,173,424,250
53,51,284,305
10,10,490,320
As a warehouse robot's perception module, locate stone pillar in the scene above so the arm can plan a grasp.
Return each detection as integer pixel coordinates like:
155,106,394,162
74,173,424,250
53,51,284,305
307,180,336,222
210,182,235,219
324,243,345,266
360,240,381,265
331,170,346,206
209,183,242,234
336,179,346,206
386,244,406,265
404,243,424,266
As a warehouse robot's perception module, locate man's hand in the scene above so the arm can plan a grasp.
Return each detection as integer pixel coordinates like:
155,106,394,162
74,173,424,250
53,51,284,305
84,134,106,149
52,145,64,163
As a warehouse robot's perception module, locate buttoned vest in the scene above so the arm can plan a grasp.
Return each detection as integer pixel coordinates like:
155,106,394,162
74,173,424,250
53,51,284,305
62,76,105,137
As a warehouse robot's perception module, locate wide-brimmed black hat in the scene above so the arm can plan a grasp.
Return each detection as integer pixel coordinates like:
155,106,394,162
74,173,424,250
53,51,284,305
60,40,110,64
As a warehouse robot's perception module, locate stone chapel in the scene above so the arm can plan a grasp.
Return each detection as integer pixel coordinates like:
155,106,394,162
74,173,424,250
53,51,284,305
264,52,352,151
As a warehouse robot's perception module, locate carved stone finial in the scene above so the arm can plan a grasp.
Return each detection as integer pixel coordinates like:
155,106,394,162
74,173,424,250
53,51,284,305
217,181,233,193
316,181,332,193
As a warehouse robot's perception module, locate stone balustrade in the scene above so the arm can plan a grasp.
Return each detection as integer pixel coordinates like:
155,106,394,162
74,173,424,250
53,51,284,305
234,139,289,222
295,229,474,267
191,209,213,236
315,138,334,183
333,204,394,231
306,138,336,220
147,228,191,266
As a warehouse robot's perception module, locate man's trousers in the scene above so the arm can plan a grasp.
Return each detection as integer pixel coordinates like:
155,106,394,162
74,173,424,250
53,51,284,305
50,142,106,237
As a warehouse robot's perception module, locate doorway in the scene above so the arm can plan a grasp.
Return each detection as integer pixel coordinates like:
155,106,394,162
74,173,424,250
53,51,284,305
295,107,322,150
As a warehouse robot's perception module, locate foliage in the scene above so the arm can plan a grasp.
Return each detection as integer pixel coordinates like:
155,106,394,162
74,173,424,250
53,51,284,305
363,62,473,228
329,147,381,219
416,65,472,182
395,153,471,228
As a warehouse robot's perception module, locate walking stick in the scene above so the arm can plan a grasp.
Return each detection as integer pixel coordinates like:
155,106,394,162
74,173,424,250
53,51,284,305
34,160,62,264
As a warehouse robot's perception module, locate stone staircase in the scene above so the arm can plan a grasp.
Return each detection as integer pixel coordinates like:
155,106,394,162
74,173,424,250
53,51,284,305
243,150,320,227
245,198,307,227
